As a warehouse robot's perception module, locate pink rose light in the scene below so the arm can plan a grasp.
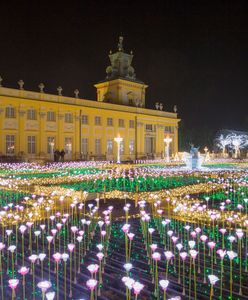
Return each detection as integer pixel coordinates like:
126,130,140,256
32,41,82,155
8,279,19,289
19,225,27,234
164,251,174,260
236,229,244,240
190,231,197,239
189,250,198,260
101,230,106,237
29,254,38,263
86,279,97,291
208,275,219,285
219,228,226,235
71,226,78,234
18,266,29,276
152,252,161,261
53,252,62,263
46,236,53,244
37,280,52,293
97,244,103,251
180,252,188,261
171,236,179,244
227,251,237,260
87,264,99,275
150,244,158,252
207,241,216,250
38,253,46,262
123,263,133,272
159,279,169,291
51,229,57,236
8,245,16,253
77,236,83,243
127,233,135,241
61,253,69,262
96,252,104,261
188,240,195,249
40,224,46,231
68,243,75,252
56,223,62,231
217,249,226,259
133,281,144,295
122,224,130,233
228,236,236,243
0,242,5,251
45,291,55,300
176,243,183,252
26,222,33,229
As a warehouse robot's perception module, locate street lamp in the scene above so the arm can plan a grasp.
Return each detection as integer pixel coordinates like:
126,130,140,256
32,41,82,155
114,137,123,164
49,139,55,161
164,136,172,163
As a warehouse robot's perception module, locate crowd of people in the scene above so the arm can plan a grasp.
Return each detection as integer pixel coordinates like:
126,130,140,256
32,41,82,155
53,149,65,162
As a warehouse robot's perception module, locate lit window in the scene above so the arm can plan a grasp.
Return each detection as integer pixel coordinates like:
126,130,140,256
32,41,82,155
95,116,101,125
6,135,15,155
47,111,56,122
120,140,124,154
5,106,15,118
27,136,36,154
129,120,135,128
65,113,73,123
107,118,113,126
164,126,174,133
95,139,101,154
47,137,55,154
129,140,135,154
81,138,88,155
107,139,113,154
145,124,153,131
82,115,88,124
65,137,72,154
118,119,125,128
27,109,37,120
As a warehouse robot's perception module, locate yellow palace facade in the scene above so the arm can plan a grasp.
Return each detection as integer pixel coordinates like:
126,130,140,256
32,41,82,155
0,37,180,162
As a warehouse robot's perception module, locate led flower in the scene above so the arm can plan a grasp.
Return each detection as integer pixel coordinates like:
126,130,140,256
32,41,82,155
152,252,161,261
133,281,144,295
216,249,226,259
87,264,99,274
164,251,174,260
159,279,169,290
45,291,55,300
227,251,237,260
208,275,219,285
123,263,133,272
37,281,52,293
18,266,29,275
86,279,98,291
8,279,19,289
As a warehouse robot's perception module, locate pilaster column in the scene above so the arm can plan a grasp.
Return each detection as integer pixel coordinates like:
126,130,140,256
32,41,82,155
39,111,46,155
58,112,64,150
174,125,179,153
137,121,144,157
18,108,26,154
0,108,4,154
75,113,80,159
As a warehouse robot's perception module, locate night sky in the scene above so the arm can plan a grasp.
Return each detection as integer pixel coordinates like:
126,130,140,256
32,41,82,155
1,1,248,140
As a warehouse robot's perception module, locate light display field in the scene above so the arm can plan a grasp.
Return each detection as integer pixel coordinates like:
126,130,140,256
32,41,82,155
0,161,247,300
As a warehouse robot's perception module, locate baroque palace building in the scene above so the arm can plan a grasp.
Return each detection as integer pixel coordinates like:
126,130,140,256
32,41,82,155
0,37,180,161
